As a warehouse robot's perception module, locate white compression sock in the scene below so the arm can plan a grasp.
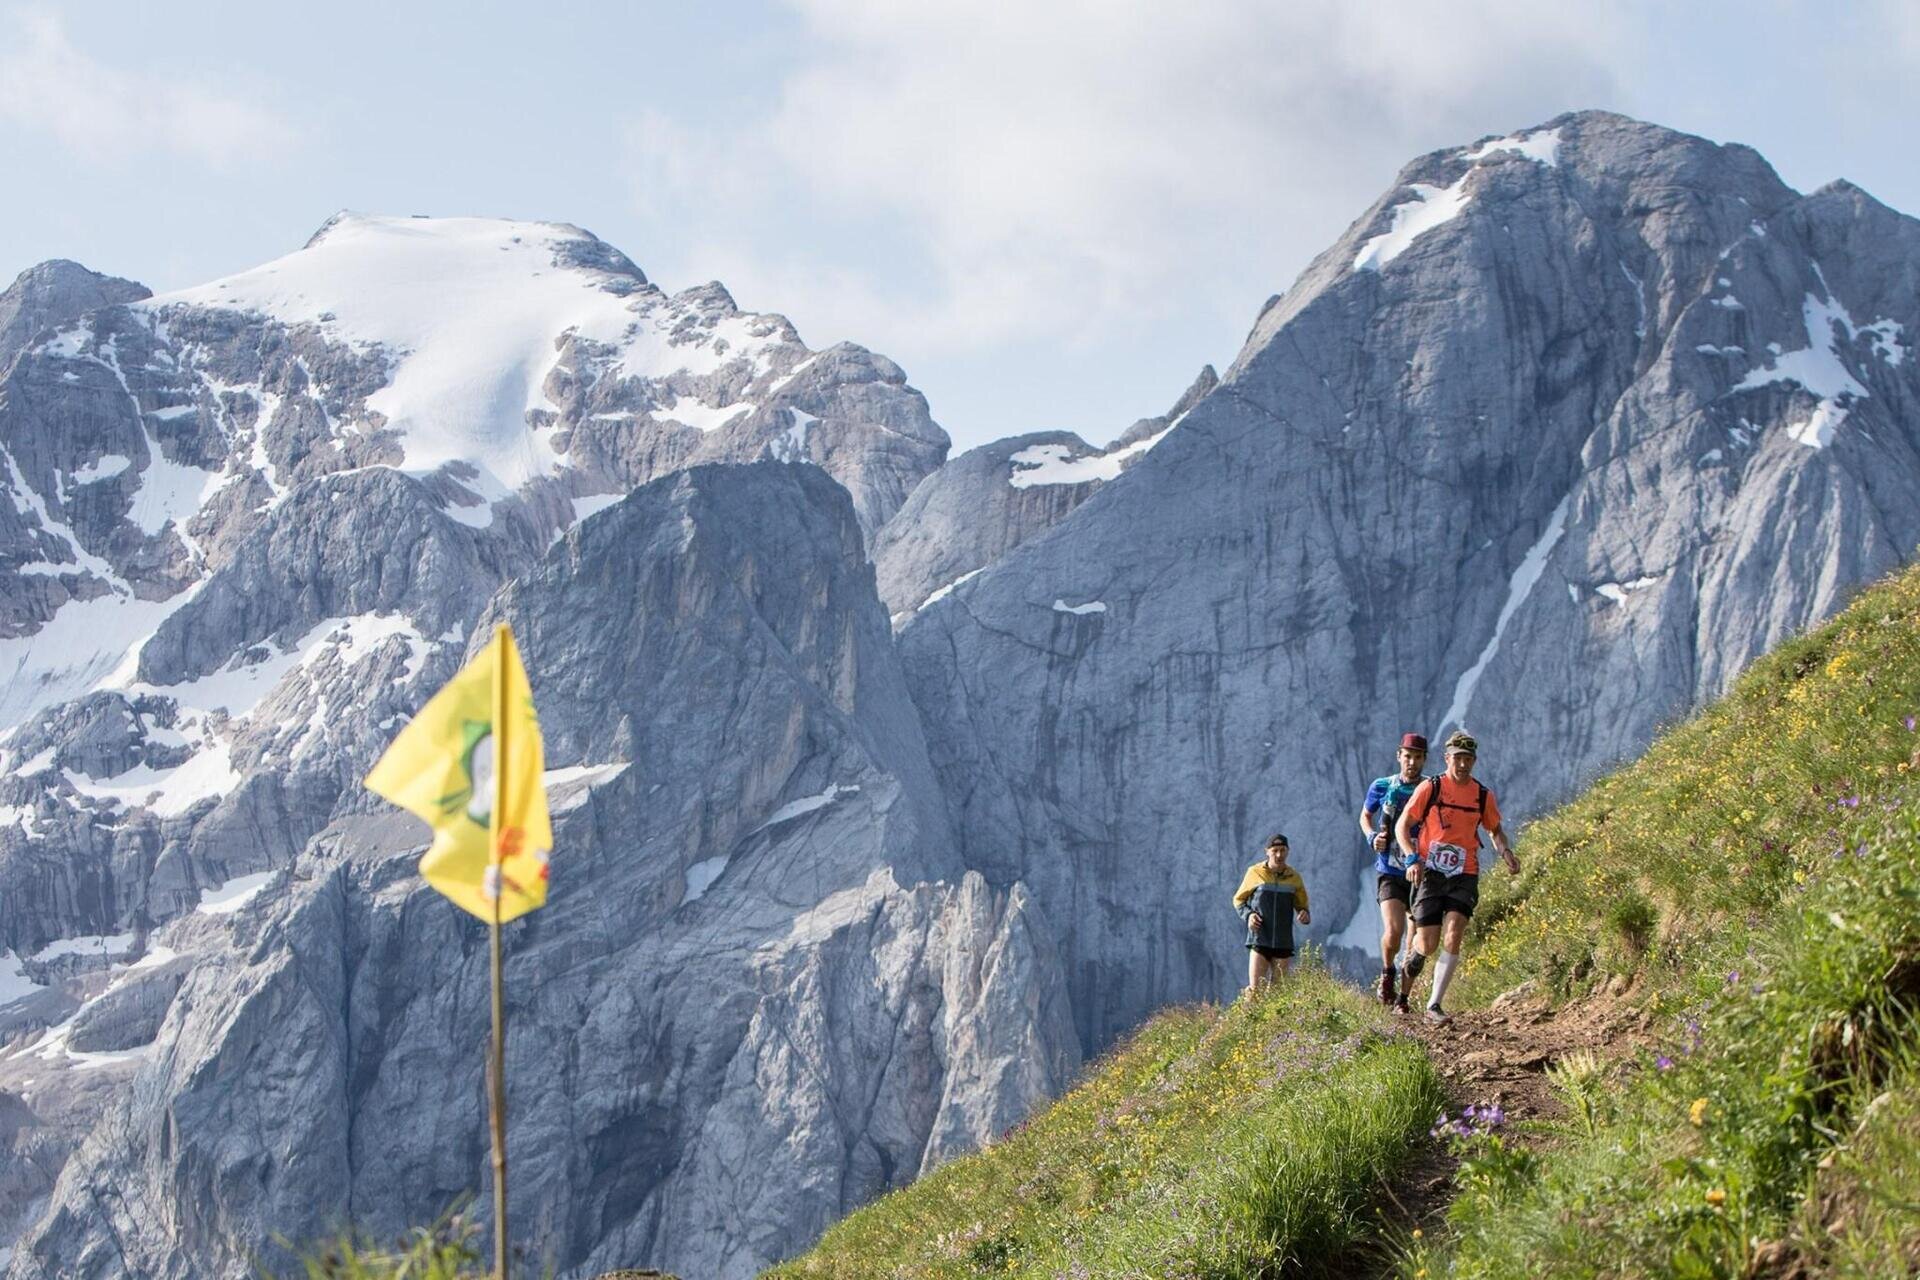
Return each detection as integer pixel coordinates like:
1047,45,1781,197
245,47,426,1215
1430,952,1460,1009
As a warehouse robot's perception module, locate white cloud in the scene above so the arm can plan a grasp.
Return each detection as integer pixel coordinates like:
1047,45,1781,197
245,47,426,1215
626,1,1631,353
0,7,294,168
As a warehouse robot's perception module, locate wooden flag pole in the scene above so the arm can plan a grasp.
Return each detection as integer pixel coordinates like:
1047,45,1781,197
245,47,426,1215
489,625,510,1280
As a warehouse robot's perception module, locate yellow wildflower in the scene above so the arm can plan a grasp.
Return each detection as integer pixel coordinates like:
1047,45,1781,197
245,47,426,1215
1689,1097,1710,1127
1705,1187,1726,1207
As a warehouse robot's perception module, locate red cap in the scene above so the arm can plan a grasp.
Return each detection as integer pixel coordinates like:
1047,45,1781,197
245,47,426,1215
1400,733,1429,751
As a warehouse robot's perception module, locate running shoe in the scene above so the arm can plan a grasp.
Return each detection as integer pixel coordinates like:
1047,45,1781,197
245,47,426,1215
1423,1006,1451,1025
1393,993,1410,1014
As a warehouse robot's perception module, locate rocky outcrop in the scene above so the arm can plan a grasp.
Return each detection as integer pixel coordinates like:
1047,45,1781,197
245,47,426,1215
871,366,1216,621
2,464,1076,1280
0,261,149,374
898,111,1920,1049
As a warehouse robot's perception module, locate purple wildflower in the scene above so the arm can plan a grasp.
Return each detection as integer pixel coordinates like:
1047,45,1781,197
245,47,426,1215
1905,715,1915,732
1655,1054,1674,1070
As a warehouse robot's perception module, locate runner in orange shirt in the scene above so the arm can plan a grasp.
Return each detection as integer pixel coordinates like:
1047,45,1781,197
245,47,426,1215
1393,731,1518,1023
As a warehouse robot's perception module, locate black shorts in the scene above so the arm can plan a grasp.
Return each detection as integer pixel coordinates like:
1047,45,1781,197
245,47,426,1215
1376,874,1411,906
1411,870,1479,925
1249,945,1295,960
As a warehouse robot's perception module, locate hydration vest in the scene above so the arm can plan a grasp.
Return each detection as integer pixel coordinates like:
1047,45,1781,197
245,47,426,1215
1417,774,1490,846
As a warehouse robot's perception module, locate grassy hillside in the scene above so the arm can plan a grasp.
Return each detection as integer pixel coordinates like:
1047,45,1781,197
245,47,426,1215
776,565,1920,1279
767,972,1440,1279
1399,565,1920,1276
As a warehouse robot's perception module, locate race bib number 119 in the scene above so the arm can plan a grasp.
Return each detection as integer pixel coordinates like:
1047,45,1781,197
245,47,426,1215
1427,842,1467,876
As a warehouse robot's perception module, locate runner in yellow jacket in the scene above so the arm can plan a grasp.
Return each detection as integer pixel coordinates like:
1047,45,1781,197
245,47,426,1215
1233,833,1311,990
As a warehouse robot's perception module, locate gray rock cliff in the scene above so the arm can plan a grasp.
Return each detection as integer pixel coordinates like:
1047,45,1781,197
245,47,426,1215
0,261,149,374
3,463,1076,1279
872,367,1215,621
897,111,1920,1050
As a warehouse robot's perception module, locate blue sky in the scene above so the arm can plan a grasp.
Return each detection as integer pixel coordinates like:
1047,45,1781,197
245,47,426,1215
5,1,1918,452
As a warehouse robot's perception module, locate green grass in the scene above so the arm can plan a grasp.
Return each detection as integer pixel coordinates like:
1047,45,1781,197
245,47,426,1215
766,968,1443,1279
1787,1047,1920,1277
1464,565,1920,1003
1402,564,1920,1277
276,1213,488,1278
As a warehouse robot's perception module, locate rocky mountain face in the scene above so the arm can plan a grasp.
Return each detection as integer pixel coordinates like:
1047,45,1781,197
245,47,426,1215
0,218,997,1277
6,112,1920,1276
0,214,945,729
0,261,150,374
871,367,1216,623
3,463,1076,1279
895,111,1920,1047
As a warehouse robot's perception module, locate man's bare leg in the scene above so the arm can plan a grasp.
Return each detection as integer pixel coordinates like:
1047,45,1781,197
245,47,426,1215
1379,898,1407,968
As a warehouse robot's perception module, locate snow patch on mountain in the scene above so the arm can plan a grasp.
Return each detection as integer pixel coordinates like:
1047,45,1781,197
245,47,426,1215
1732,289,1898,449
145,215,788,502
661,396,755,434
0,953,41,1009
682,855,730,903
1357,128,1562,274
1464,126,1563,167
1007,425,1174,488
1594,575,1662,605
69,455,131,484
1354,181,1474,272
124,612,434,722
570,493,624,525
195,870,276,915
1439,495,1572,735
753,783,861,833
773,408,817,462
918,568,985,612
0,591,188,730
28,933,138,964
63,740,238,818
44,613,446,820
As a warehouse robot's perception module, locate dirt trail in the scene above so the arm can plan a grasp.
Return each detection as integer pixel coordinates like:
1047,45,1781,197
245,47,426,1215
1367,983,1658,1259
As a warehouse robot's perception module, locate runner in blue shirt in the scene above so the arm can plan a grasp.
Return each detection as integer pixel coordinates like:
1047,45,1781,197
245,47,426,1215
1358,732,1428,1009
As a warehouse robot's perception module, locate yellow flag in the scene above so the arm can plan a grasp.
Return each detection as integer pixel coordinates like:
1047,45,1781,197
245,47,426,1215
365,623,551,923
